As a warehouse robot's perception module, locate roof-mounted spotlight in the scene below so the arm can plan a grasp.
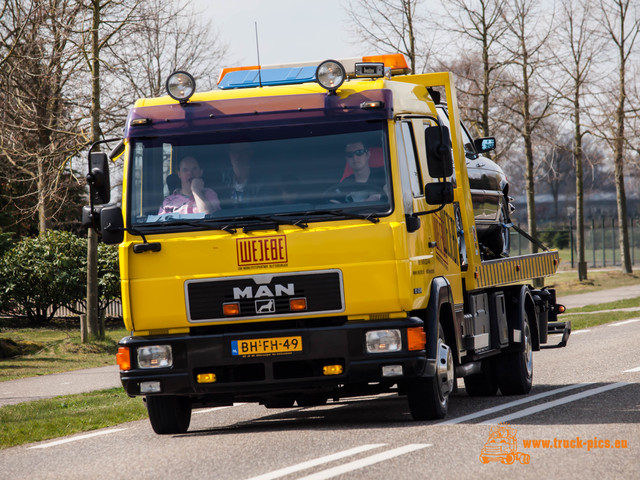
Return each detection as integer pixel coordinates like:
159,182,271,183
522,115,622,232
166,71,196,103
316,60,345,94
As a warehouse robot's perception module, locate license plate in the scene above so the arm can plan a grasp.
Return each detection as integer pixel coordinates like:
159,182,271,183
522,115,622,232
231,336,302,356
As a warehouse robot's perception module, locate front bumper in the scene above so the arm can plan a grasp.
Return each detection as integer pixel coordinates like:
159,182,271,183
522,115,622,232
119,317,432,403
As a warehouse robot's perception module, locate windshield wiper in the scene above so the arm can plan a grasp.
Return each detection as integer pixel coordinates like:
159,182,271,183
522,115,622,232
300,209,380,224
223,215,309,233
140,220,238,234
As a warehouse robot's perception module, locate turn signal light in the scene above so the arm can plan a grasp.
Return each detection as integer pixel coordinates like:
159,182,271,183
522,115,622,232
557,304,566,314
407,327,426,351
289,298,307,312
223,302,240,316
116,347,131,371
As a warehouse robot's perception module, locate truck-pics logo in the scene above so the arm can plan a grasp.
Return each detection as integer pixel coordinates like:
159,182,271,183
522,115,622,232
237,235,288,267
480,424,530,465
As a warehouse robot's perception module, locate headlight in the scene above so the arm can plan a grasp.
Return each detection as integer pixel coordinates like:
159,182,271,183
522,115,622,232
166,71,196,103
137,345,173,369
316,60,345,93
365,329,402,353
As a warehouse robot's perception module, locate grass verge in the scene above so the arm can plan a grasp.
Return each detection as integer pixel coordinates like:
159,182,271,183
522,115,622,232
0,387,147,450
545,270,640,296
0,327,128,382
564,310,640,331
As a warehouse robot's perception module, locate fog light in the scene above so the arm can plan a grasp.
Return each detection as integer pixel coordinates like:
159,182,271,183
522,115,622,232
223,302,240,316
137,345,173,369
323,364,343,376
140,381,161,394
382,365,403,377
365,329,401,353
197,373,217,384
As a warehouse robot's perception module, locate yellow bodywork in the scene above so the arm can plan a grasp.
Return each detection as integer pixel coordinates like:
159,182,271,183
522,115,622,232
118,70,557,335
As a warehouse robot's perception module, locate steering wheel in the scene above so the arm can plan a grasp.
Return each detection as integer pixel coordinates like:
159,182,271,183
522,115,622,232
323,183,387,203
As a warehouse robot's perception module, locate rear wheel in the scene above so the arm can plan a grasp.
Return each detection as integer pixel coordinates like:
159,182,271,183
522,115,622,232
496,311,533,395
406,324,454,420
146,395,192,435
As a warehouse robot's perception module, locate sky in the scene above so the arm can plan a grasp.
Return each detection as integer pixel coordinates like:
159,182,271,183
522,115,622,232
195,0,365,67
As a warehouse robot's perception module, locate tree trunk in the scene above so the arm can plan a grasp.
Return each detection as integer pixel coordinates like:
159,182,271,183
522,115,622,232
85,0,103,341
574,90,587,281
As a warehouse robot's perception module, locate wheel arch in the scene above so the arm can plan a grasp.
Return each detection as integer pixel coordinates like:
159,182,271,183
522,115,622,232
424,277,459,363
504,285,540,351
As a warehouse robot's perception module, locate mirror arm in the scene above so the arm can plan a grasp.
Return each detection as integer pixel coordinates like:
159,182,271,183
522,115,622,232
411,203,447,217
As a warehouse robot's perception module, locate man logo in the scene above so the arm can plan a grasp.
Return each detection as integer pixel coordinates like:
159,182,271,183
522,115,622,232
256,299,276,313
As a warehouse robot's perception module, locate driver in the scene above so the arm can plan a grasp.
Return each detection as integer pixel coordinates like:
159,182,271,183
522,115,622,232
159,156,221,215
340,141,387,201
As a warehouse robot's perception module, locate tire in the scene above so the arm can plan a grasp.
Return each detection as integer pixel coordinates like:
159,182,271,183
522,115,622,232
496,310,533,395
146,395,192,435
406,324,454,420
463,358,499,396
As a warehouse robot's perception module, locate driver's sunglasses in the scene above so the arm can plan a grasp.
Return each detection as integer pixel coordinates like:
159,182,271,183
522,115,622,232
345,148,368,158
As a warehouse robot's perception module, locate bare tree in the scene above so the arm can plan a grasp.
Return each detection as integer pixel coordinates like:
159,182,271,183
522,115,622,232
499,0,556,253
111,0,229,101
441,0,510,137
345,0,430,73
0,0,86,234
595,0,640,274
548,0,604,280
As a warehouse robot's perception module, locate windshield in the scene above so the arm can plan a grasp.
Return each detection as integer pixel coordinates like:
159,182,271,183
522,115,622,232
127,122,392,231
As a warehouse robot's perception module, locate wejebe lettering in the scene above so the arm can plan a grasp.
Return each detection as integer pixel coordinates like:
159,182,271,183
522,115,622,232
238,237,286,264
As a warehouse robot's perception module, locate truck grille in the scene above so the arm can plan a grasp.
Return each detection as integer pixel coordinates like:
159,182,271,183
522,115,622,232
185,270,344,322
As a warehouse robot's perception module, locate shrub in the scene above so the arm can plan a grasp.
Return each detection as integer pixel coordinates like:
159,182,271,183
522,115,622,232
0,231,120,325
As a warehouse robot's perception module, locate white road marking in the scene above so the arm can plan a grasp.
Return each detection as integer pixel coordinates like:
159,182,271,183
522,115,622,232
571,329,591,334
193,403,246,415
608,319,640,327
243,444,386,480
480,382,631,425
294,444,432,480
623,366,640,373
438,383,592,425
28,428,127,449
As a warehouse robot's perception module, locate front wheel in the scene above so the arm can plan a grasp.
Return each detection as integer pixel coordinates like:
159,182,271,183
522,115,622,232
406,324,454,420
146,395,192,435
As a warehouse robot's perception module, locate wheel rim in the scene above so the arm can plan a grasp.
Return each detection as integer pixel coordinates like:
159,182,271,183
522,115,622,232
523,320,533,379
437,339,454,402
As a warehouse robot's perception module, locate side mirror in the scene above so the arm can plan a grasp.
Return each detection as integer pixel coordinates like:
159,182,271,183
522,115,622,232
100,205,125,244
425,126,453,178
87,152,111,205
474,137,496,154
425,181,454,206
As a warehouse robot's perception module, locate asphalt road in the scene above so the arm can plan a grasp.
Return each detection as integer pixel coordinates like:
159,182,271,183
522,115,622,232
1,316,638,480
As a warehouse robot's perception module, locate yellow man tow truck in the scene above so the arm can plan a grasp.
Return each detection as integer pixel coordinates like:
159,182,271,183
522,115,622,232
84,53,570,434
